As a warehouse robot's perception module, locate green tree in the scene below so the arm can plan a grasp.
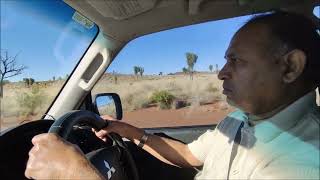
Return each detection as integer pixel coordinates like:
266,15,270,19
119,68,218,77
215,64,219,73
185,52,198,80
29,78,35,85
133,66,139,79
139,67,144,76
209,65,213,72
112,71,118,84
23,78,30,87
23,78,35,87
182,67,188,74
133,66,144,78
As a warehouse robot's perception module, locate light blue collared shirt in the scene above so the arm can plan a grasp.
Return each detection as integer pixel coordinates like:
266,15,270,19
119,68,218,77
189,90,320,179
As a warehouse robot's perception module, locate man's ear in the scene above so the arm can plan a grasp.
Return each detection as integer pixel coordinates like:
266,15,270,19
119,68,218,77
282,49,306,83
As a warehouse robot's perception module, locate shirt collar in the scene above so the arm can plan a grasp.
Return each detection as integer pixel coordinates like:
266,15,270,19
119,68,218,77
248,90,317,143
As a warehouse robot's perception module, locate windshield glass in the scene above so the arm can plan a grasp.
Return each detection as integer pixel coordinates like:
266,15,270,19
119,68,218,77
0,0,99,131
93,16,245,128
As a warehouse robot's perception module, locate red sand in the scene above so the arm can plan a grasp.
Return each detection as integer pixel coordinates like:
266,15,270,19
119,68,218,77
121,103,233,128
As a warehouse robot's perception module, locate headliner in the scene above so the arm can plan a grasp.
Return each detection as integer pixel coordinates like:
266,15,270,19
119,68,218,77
64,0,319,43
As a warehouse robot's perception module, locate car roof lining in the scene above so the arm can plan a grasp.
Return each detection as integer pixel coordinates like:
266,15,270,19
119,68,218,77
64,0,319,43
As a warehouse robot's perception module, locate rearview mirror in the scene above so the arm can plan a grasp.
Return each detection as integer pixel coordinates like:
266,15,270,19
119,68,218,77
93,93,123,120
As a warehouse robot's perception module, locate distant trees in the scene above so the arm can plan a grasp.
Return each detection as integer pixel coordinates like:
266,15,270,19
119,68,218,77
139,67,144,76
185,52,198,80
133,66,144,78
209,65,213,72
112,71,118,84
208,64,219,73
23,78,35,87
52,74,69,82
215,64,219,73
133,66,139,77
0,50,26,97
182,67,188,74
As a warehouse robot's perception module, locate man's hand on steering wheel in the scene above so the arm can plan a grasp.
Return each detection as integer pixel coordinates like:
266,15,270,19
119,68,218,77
25,133,104,179
94,114,145,146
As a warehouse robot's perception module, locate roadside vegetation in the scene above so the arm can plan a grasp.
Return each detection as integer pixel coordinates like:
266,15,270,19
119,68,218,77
1,80,64,125
93,73,225,111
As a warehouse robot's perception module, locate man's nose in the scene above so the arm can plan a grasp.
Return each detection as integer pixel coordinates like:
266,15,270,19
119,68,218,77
218,63,232,80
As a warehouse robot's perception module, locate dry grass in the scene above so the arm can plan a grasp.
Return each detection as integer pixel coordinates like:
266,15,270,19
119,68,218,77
92,74,224,111
1,81,64,121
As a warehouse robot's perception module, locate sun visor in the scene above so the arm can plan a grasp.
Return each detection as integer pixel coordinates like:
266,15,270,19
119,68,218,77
86,0,157,20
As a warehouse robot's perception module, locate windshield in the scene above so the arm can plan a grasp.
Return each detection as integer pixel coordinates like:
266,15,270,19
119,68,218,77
0,0,99,131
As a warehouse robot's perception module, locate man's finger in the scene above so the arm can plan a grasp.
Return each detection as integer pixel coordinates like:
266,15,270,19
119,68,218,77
25,167,33,179
101,114,116,121
95,129,109,138
32,133,61,145
31,133,49,145
25,147,37,179
28,144,39,157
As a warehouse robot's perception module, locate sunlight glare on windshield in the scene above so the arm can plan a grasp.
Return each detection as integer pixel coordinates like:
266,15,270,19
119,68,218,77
0,0,98,131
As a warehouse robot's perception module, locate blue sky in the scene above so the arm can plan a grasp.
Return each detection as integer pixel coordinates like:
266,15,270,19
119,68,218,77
1,1,319,81
110,6,319,75
107,16,249,75
1,0,98,82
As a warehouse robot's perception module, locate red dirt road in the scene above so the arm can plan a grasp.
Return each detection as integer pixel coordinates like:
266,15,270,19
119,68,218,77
122,102,234,128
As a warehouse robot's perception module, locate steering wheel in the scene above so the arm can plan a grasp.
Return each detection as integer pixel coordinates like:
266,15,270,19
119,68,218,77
48,110,139,180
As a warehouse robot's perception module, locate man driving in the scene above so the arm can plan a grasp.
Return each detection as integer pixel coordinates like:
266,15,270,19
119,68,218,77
25,11,320,179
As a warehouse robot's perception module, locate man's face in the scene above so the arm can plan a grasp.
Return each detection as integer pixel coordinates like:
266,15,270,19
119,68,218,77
218,24,285,115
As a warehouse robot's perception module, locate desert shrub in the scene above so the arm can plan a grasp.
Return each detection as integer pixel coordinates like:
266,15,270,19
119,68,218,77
206,83,219,93
122,93,150,111
16,87,47,116
150,90,175,109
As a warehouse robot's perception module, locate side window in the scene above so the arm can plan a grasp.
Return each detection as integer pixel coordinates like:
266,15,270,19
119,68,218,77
93,16,250,128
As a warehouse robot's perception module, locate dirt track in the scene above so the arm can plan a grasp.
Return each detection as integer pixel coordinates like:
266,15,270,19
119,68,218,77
122,102,234,128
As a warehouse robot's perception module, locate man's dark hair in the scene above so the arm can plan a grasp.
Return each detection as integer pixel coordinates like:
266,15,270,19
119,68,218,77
242,11,320,86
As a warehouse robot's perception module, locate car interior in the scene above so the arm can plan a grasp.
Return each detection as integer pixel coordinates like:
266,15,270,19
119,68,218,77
0,0,319,180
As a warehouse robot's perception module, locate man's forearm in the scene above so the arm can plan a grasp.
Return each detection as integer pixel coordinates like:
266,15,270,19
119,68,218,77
122,127,201,168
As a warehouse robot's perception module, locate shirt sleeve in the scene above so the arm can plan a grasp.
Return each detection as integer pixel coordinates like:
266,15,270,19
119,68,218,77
187,128,218,163
188,110,246,163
